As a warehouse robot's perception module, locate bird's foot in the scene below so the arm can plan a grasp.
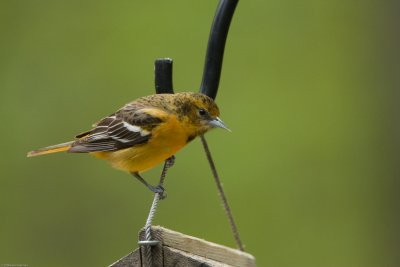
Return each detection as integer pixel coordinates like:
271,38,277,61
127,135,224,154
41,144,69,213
149,184,167,199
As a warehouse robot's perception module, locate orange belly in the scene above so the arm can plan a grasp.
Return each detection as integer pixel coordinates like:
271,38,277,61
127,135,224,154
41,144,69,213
90,117,191,173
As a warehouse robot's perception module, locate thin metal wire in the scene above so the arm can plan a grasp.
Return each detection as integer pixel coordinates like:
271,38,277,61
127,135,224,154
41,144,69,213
200,135,245,251
138,156,174,267
142,193,160,267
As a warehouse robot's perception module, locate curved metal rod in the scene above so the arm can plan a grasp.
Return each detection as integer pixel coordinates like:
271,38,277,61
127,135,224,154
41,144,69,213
199,0,239,100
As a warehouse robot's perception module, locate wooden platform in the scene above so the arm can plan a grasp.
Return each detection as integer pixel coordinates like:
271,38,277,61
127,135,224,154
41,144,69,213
109,226,256,267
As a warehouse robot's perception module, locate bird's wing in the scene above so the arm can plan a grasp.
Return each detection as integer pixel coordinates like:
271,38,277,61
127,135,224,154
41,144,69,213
69,106,164,153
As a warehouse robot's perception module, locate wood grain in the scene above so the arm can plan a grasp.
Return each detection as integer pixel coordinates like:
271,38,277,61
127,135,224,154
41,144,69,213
109,226,256,267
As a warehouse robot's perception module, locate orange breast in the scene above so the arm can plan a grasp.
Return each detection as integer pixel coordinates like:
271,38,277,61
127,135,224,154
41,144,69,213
91,115,192,173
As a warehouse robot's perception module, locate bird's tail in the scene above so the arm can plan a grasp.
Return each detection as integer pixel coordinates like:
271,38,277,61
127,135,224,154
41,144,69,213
27,141,74,157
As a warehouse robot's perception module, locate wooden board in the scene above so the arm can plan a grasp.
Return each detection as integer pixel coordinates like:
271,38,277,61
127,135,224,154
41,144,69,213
108,248,141,267
109,226,256,267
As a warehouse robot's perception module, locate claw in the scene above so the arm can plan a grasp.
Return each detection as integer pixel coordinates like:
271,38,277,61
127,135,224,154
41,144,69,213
159,190,167,200
153,184,167,199
153,184,164,194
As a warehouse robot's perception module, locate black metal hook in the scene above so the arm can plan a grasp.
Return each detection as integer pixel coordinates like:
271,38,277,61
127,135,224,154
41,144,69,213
154,0,239,100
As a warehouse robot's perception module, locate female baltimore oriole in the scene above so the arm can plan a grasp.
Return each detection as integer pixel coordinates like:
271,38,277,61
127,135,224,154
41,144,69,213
27,92,229,193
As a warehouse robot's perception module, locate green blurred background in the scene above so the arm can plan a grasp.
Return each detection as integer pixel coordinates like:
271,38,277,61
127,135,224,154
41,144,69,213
1,0,398,266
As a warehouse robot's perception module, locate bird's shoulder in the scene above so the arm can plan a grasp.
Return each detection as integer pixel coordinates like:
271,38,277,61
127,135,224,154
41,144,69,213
116,102,168,128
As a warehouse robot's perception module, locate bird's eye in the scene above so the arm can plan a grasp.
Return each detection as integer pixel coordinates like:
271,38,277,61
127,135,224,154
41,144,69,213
198,109,207,116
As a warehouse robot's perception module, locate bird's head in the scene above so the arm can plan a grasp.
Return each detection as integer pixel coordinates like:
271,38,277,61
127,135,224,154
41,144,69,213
173,92,230,137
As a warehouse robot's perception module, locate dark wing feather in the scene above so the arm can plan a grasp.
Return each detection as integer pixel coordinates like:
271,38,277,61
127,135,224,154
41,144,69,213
69,107,163,153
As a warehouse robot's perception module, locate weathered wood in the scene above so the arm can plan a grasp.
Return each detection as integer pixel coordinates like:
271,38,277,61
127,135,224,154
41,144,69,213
108,248,141,267
109,226,256,267
164,246,229,267
151,226,255,267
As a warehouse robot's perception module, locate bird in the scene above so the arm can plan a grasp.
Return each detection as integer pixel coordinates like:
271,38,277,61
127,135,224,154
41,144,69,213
27,92,229,193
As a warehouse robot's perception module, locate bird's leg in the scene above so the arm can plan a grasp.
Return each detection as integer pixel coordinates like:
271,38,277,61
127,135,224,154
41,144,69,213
131,155,175,199
131,172,164,194
154,155,175,200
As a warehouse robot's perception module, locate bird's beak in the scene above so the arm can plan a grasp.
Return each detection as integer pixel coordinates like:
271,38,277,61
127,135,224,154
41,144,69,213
208,117,231,131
